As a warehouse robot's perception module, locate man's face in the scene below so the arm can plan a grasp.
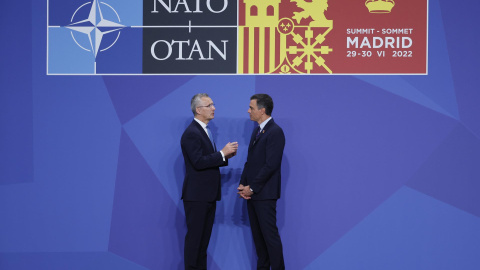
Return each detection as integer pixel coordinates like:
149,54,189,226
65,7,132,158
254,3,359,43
196,97,215,122
248,99,263,122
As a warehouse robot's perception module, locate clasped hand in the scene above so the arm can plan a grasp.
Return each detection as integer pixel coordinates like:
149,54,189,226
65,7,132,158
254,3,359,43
237,184,253,200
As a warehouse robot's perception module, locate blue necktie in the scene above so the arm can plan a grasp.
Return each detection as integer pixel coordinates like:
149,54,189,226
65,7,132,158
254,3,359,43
206,125,214,147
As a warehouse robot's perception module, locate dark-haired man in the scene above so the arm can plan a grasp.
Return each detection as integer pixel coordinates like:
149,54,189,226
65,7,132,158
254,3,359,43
238,94,286,270
181,93,238,270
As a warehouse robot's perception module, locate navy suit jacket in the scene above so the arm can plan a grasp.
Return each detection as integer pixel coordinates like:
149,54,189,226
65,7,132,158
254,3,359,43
181,120,227,202
240,118,285,200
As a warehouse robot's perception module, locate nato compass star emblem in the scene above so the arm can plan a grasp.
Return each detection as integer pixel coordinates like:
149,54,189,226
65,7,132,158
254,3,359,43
66,0,125,58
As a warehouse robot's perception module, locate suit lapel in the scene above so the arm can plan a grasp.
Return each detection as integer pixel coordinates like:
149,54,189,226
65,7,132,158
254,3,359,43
248,127,257,150
249,119,275,150
192,120,215,152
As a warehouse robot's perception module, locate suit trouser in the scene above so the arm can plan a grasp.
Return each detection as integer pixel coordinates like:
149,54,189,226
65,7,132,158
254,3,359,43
247,199,285,270
183,201,216,270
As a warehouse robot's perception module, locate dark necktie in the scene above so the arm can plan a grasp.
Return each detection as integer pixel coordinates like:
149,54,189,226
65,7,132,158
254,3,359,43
254,126,261,144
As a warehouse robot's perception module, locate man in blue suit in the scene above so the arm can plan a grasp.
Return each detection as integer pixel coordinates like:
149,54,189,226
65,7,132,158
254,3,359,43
238,94,286,270
181,93,238,270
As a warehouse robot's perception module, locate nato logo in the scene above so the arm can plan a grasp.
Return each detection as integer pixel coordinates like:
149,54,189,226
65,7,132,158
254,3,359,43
67,0,124,58
48,0,143,74
48,0,237,74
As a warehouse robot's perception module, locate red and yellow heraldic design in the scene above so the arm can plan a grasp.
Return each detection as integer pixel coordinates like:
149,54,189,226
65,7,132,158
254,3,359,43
238,0,427,74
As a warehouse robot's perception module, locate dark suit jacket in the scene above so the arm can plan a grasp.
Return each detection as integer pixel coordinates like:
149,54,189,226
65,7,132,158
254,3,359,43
181,120,227,202
240,118,285,200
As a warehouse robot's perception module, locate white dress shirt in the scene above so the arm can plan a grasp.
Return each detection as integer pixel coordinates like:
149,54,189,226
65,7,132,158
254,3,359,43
194,118,225,161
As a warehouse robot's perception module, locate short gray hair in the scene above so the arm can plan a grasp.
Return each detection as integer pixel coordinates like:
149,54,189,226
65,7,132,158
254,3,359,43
191,93,210,115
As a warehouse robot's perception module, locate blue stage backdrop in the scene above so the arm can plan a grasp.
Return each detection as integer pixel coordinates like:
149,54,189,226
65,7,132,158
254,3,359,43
1,1,480,270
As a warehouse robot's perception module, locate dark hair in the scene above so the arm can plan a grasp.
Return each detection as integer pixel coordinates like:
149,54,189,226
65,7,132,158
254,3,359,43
251,94,273,116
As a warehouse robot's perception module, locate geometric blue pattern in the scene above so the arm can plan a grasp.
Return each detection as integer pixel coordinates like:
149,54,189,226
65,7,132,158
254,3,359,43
0,252,149,270
354,75,457,119
407,123,480,217
356,0,459,120
305,187,480,270
403,0,459,119
1,0,480,269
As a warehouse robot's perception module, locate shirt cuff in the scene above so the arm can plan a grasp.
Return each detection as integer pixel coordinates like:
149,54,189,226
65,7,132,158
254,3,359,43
219,150,225,161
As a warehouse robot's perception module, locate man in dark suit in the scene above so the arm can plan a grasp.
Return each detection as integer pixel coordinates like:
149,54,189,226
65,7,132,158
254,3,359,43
238,94,286,270
181,93,238,270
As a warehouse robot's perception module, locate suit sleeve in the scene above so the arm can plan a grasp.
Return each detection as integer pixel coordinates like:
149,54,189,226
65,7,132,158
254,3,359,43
181,131,226,170
240,162,248,186
250,128,285,193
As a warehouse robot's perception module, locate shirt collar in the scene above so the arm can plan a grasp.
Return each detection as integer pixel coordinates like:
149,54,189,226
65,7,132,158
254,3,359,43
259,117,272,131
194,117,208,129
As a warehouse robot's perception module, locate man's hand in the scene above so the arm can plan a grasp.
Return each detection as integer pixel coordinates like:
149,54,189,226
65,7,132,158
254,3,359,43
225,152,236,159
237,184,253,200
225,144,238,158
222,142,238,157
